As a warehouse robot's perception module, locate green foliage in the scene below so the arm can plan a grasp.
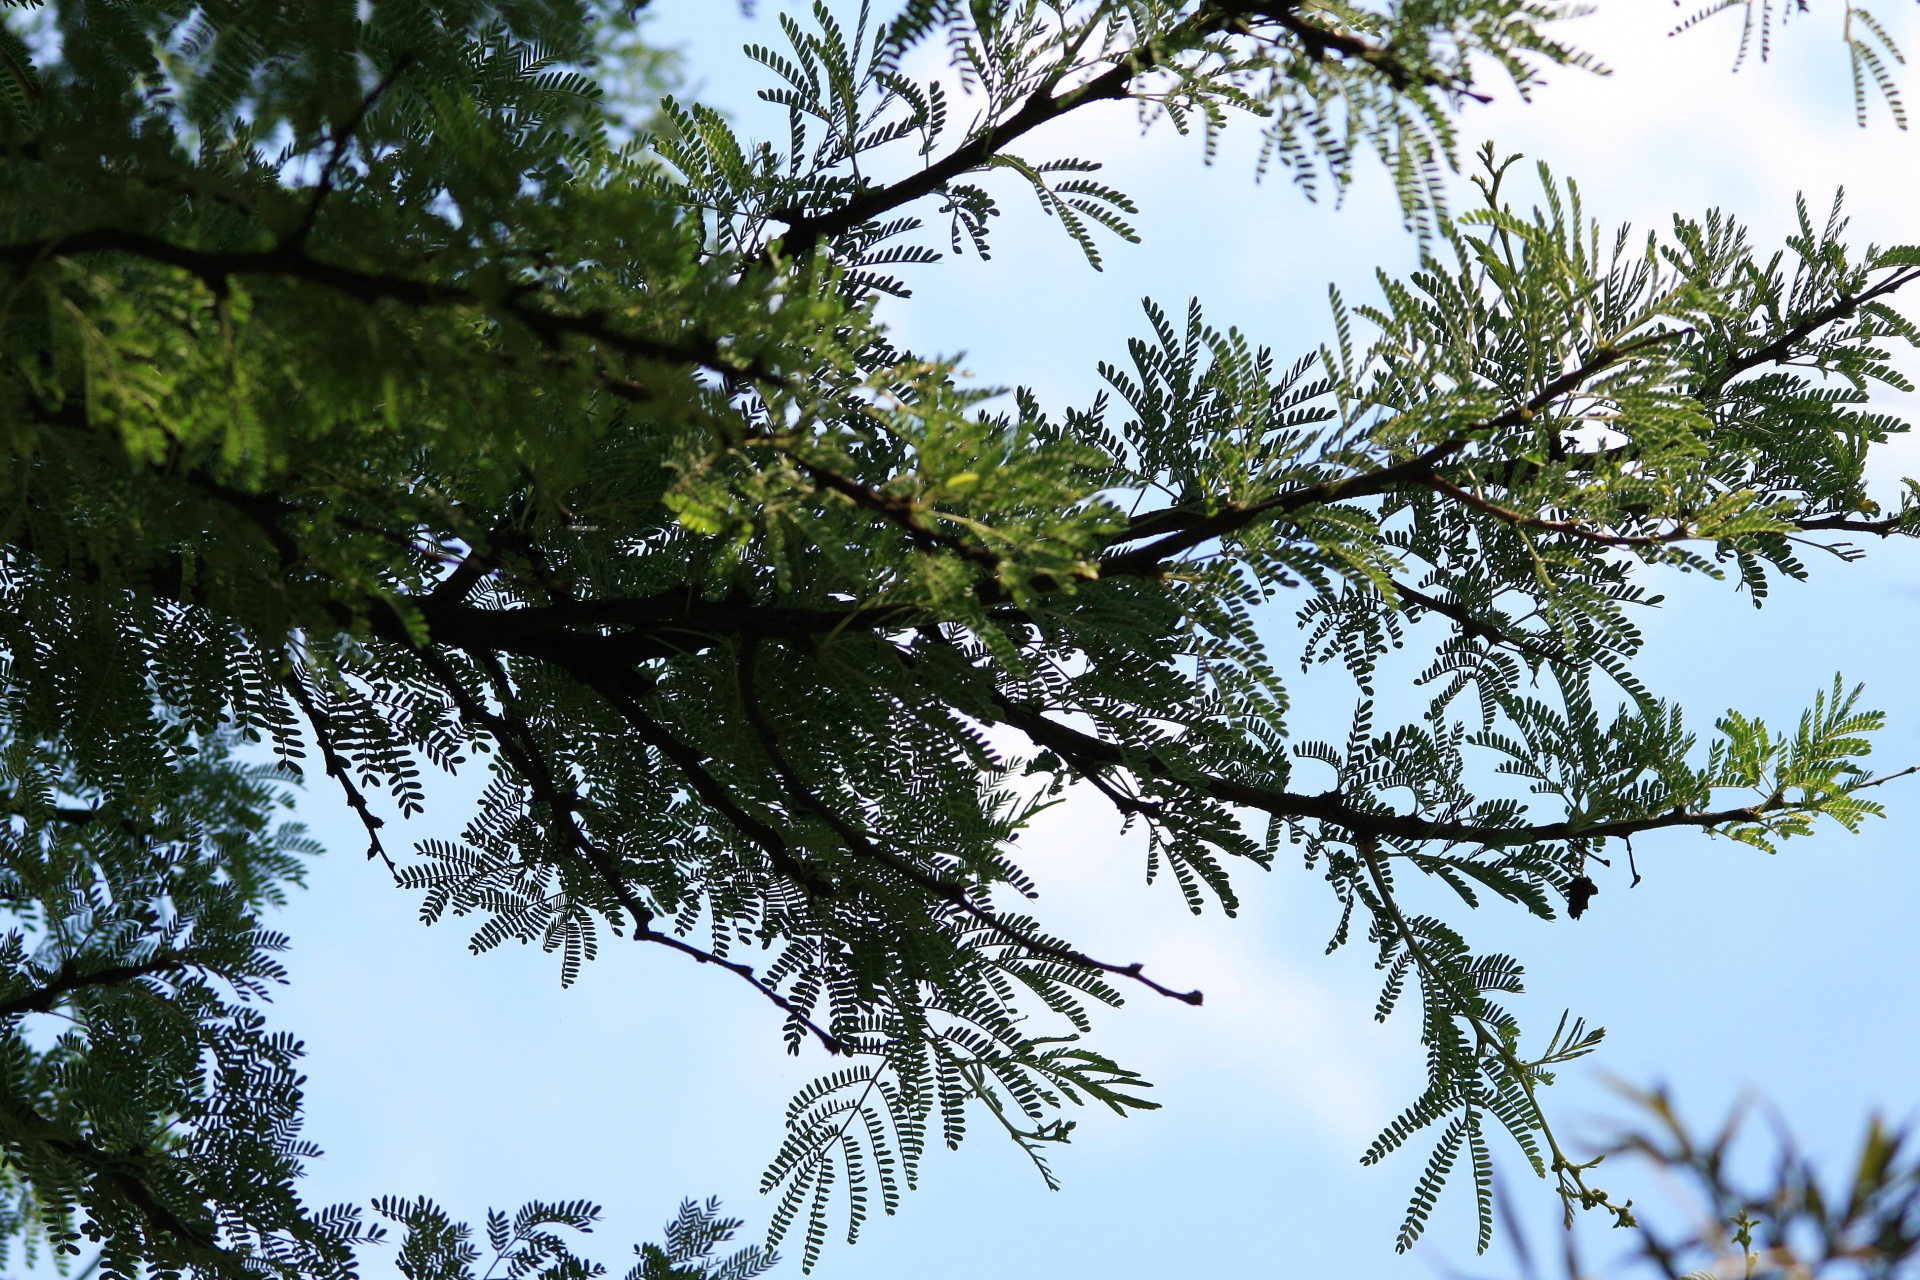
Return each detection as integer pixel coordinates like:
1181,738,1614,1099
0,727,343,1280
369,1196,776,1280
0,0,1911,1275
1675,0,1913,127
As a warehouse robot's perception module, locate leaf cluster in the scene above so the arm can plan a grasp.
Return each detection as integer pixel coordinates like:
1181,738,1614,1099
0,0,1914,1272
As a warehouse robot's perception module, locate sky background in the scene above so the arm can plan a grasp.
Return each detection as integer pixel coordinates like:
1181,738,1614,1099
266,3,1920,1277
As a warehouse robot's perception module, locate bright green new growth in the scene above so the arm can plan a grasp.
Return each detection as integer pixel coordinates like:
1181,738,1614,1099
0,0,1914,1275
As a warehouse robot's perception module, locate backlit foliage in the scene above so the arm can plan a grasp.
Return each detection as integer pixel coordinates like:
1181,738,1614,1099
0,0,1913,1275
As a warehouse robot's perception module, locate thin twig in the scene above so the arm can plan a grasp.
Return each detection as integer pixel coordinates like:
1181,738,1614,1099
770,0,1479,257
994,695,1920,849
283,671,397,875
1391,578,1564,665
737,638,1202,1005
288,55,416,246
1355,842,1628,1229
417,646,845,1055
633,927,845,1055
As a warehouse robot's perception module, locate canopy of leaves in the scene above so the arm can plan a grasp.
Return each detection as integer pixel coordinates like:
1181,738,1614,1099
0,0,1915,1276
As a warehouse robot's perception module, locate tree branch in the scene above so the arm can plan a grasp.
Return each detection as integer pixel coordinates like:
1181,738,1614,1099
0,229,743,376
283,672,396,874
1419,473,1694,548
771,56,1137,256
413,592,931,656
412,647,652,924
1255,4,1489,99
992,695,1912,849
771,0,1473,257
1709,266,1920,392
1095,331,1689,576
287,55,416,247
630,925,845,1055
1391,578,1564,665
551,647,833,897
1352,841,1627,1229
0,956,195,1019
736,638,1202,1005
415,644,846,1054
0,1096,234,1267
763,447,1009,571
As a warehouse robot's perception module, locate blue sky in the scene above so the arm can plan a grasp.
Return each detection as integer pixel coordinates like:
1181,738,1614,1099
266,4,1920,1277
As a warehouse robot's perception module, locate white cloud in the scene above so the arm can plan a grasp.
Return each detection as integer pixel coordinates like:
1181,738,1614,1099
1006,793,1420,1151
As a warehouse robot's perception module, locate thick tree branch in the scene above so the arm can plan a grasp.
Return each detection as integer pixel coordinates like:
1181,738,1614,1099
1791,510,1914,535
0,799,134,831
0,956,194,1019
0,229,742,376
0,1096,232,1266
